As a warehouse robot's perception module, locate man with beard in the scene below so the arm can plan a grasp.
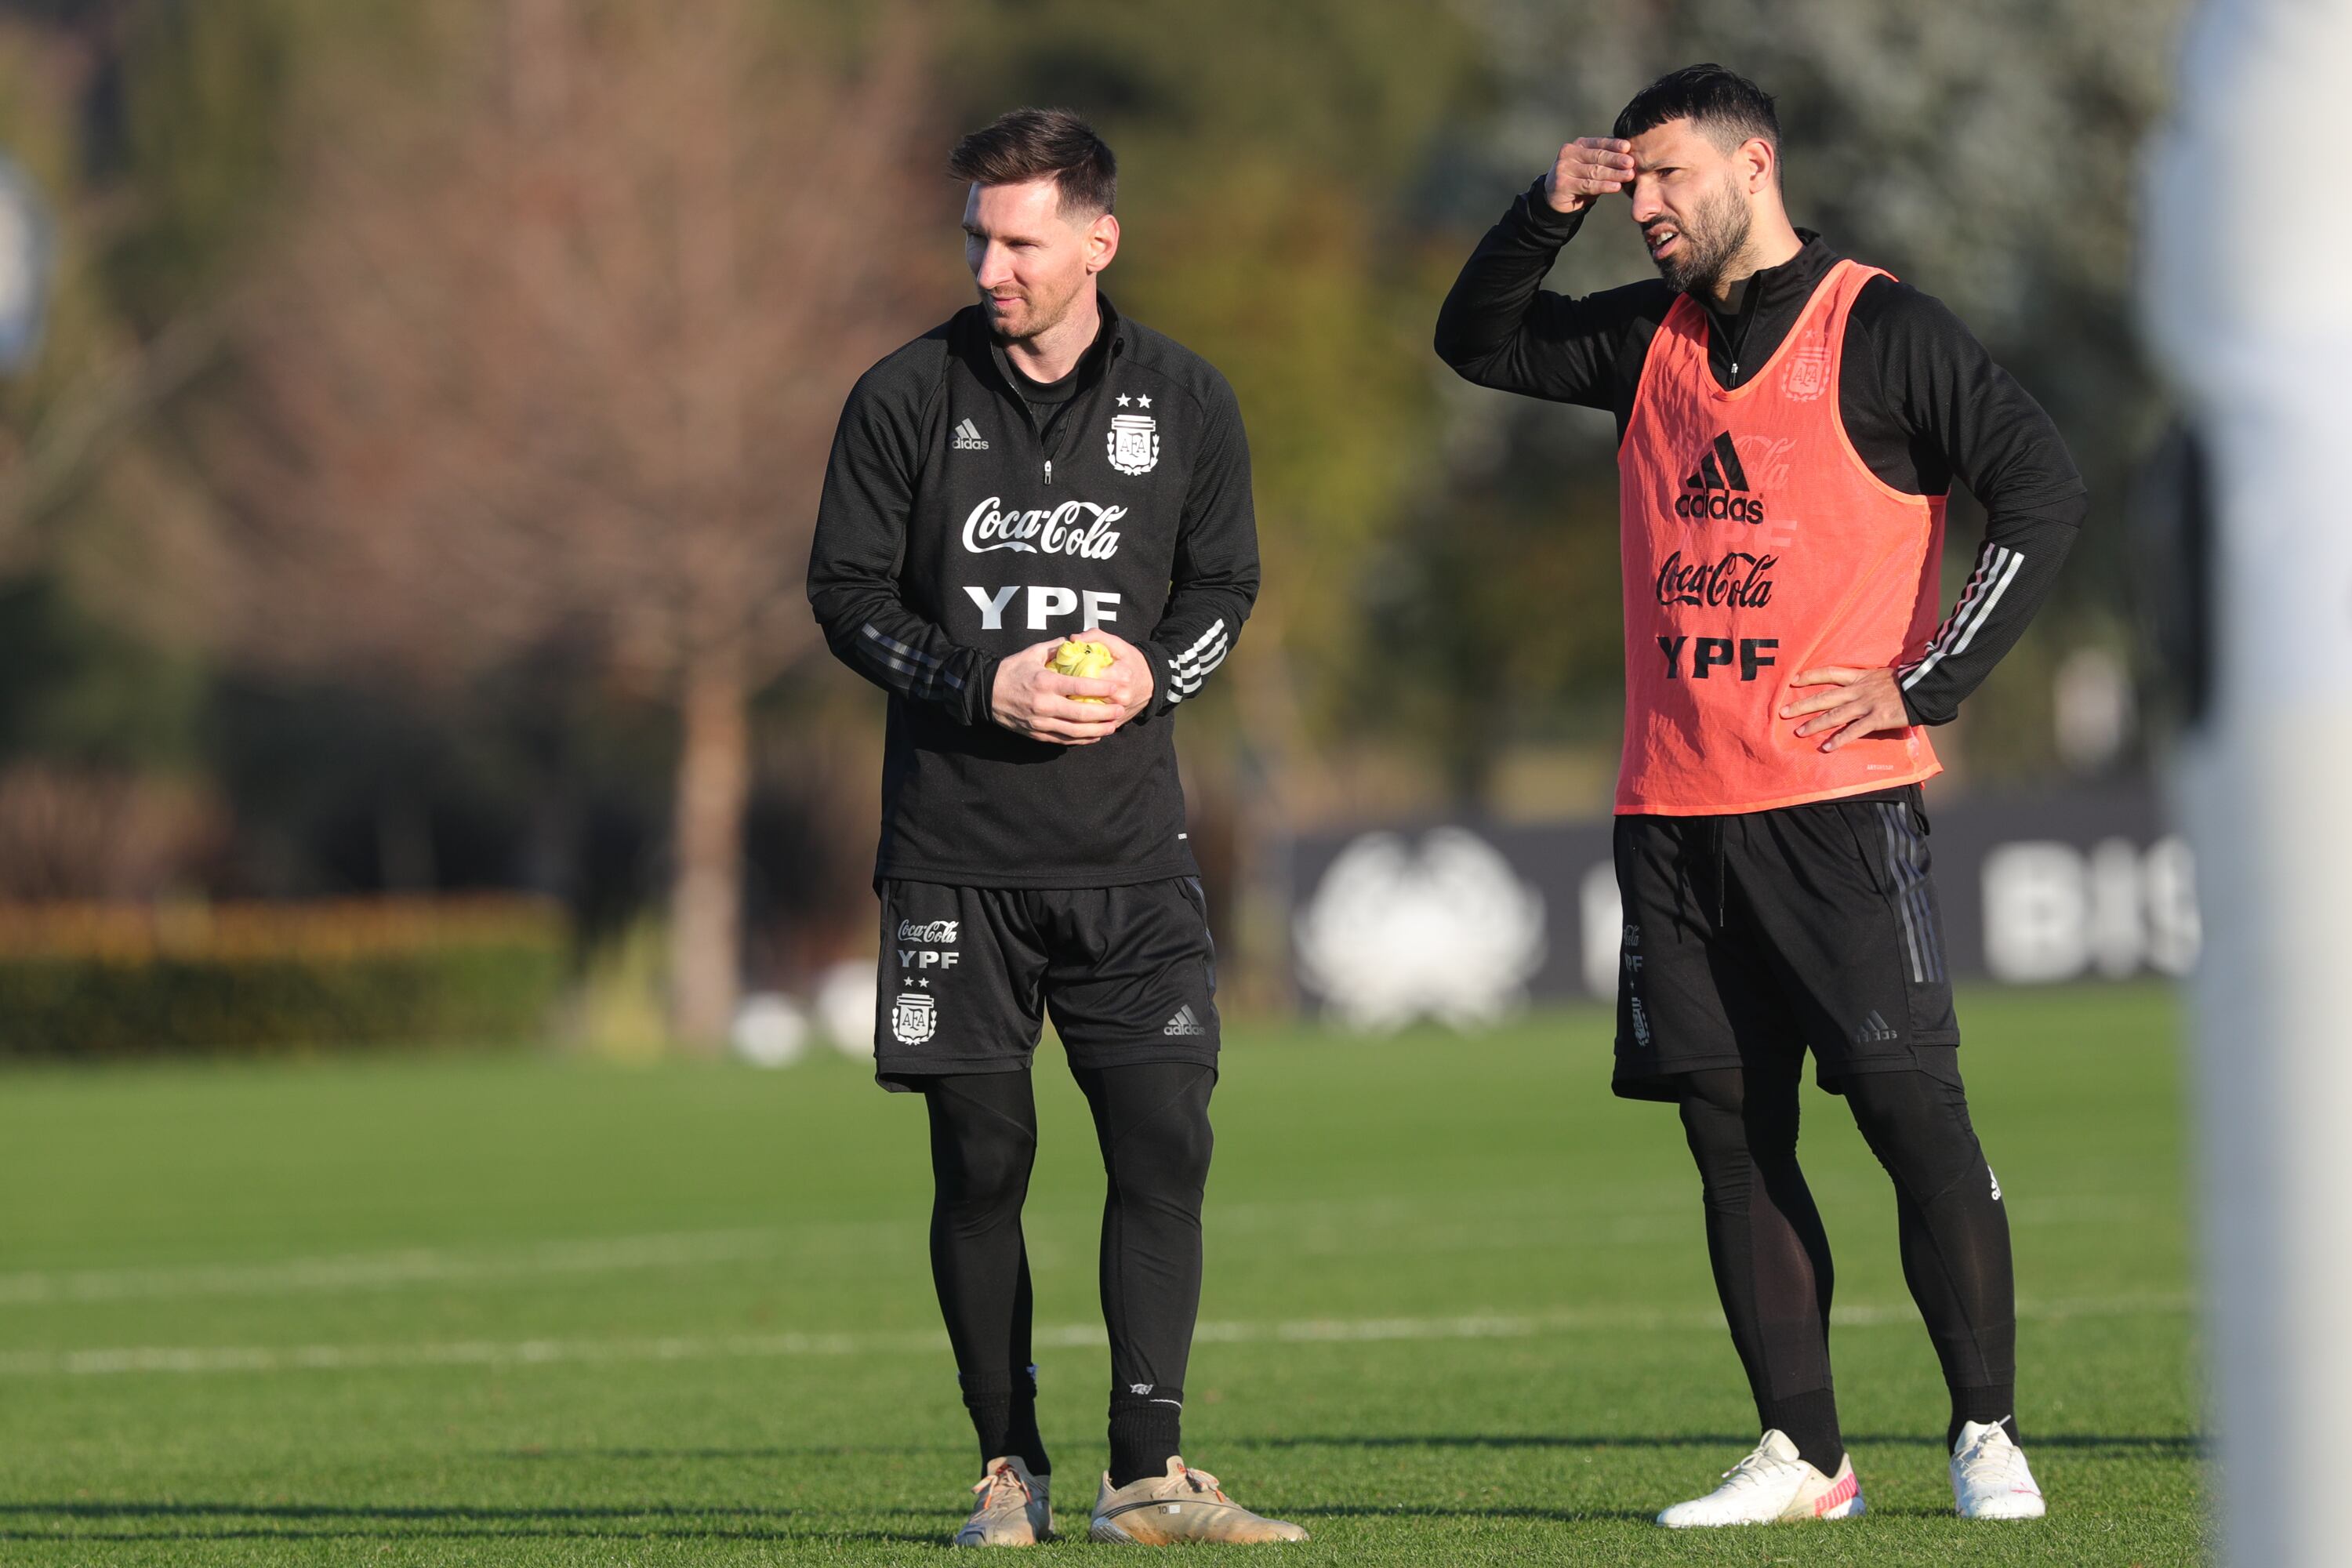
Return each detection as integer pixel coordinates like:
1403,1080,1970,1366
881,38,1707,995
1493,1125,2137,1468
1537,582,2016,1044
808,108,1303,1548
1436,65,2082,1526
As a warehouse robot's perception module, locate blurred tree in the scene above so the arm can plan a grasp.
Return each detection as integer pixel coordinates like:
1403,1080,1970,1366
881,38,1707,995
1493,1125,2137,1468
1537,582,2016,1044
0,0,292,580
0,5,269,897
191,0,936,1045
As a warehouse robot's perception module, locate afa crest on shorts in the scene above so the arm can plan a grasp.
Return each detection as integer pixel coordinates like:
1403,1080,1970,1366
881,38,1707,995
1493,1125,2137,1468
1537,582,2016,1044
891,992,937,1046
1107,412,1160,476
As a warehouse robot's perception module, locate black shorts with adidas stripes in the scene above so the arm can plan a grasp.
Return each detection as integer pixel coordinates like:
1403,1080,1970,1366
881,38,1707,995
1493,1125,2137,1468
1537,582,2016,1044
1612,785,1959,1102
872,877,1220,1090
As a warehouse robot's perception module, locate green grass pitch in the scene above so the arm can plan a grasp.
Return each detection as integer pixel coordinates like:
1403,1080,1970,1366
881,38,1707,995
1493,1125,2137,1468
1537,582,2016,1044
0,984,2199,1564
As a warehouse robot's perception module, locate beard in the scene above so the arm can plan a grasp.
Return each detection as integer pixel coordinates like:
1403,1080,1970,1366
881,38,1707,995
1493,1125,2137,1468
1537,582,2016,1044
982,273,1083,345
1651,180,1754,297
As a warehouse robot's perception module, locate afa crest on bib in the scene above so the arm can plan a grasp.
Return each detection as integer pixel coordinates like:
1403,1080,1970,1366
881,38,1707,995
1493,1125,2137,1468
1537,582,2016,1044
1107,412,1160,476
1784,342,1831,402
891,992,937,1046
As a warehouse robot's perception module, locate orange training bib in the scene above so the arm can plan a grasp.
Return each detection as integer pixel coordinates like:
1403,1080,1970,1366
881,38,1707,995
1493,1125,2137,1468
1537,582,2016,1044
1615,260,1945,815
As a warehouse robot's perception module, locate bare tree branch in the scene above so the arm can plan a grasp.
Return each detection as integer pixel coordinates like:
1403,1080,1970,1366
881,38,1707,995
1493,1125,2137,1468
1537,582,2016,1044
0,310,225,572
205,0,935,692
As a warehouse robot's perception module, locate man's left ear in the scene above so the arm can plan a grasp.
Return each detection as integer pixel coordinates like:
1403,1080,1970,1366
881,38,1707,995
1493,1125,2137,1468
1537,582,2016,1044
1088,212,1121,274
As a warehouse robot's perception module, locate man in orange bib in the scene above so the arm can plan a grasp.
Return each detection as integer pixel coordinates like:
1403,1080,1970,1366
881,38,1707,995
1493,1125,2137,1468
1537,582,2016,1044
1437,65,2084,1527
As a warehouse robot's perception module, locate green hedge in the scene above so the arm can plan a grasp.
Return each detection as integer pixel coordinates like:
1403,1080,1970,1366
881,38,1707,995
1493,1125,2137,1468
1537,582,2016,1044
0,900,567,1059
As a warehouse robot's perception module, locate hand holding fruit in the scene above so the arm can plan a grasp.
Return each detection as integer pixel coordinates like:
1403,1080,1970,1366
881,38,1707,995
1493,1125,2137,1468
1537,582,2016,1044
990,634,1126,744
1062,628,1154,724
1050,637,1116,695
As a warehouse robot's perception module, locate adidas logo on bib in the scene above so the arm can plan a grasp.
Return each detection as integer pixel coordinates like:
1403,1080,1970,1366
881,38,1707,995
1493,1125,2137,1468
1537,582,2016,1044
1163,1005,1207,1037
1675,431,1766,524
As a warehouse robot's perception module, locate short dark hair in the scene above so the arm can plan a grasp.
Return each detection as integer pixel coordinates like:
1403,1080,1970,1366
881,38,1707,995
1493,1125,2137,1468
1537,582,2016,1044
948,107,1116,218
1613,64,1780,169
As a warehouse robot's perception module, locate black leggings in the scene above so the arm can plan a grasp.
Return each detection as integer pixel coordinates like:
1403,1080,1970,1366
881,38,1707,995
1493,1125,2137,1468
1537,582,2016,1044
1678,1054,2016,1468
921,1062,1215,1483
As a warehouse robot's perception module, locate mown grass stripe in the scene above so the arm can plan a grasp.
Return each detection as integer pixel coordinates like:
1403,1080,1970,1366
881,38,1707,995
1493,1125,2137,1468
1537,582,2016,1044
0,1294,2192,1379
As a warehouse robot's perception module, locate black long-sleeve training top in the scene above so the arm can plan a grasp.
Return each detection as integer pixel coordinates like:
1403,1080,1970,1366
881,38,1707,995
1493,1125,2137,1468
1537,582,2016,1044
1434,180,2085,726
808,296,1257,887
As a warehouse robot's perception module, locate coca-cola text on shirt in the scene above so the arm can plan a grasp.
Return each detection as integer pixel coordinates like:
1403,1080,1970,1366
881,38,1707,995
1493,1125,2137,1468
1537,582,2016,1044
962,497,1126,559
1656,550,1778,609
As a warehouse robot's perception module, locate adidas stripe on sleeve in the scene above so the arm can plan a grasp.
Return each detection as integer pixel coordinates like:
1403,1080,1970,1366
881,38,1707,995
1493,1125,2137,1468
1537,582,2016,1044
1858,278,2083,730
1900,541,2023,695
1895,523,2072,728
1142,373,1258,718
1165,619,1228,706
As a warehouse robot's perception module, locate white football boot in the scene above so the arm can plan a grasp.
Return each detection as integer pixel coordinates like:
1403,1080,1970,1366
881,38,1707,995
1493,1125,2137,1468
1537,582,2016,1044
1950,1420,2046,1519
953,1456,1052,1547
1656,1429,1864,1527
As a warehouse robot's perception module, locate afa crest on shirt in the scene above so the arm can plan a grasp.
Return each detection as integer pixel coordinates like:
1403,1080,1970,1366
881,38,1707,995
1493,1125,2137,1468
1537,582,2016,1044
891,992,937,1046
1784,342,1831,402
1107,412,1160,476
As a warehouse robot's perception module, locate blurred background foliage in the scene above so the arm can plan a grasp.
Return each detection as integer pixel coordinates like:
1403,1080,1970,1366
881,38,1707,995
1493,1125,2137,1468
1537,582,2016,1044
0,0,2185,1042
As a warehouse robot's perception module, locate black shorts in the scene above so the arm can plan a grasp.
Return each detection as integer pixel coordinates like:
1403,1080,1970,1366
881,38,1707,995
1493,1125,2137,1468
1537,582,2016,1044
872,877,1221,1090
1613,786,1959,1102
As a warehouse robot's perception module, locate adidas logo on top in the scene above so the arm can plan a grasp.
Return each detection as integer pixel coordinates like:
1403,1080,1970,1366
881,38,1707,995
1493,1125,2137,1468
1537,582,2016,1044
1675,431,1766,523
1163,1004,1207,1037
950,418,989,452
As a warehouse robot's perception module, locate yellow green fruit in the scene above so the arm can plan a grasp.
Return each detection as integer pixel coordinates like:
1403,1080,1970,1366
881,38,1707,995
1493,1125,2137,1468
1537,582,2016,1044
1050,638,1115,699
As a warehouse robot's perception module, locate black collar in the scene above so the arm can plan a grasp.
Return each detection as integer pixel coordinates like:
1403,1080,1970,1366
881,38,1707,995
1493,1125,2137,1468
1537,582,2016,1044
1695,230,1844,379
1704,230,1841,324
964,291,1127,390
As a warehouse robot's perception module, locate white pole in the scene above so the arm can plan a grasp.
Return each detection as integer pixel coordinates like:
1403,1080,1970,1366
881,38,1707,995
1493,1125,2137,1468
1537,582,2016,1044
0,155,50,372
2143,5,2352,1563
